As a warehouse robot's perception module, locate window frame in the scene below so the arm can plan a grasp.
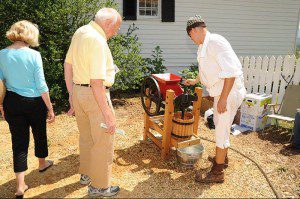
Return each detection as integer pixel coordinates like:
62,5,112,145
137,0,161,20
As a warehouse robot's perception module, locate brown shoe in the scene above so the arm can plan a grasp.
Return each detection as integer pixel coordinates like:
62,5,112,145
195,163,224,183
207,155,228,168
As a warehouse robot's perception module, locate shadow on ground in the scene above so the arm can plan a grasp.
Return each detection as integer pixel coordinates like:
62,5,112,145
257,126,300,156
0,154,79,198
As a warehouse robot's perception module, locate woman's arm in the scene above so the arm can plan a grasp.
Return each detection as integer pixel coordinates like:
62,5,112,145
41,92,55,123
0,67,6,119
34,52,55,122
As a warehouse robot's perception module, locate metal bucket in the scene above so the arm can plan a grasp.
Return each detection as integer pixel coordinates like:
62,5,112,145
176,144,204,167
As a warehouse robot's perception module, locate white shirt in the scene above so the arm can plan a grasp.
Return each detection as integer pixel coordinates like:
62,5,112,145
197,31,245,97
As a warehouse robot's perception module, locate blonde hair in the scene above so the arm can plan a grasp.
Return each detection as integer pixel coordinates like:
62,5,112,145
6,20,39,47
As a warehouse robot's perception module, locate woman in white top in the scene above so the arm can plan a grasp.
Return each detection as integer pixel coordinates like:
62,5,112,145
185,15,246,183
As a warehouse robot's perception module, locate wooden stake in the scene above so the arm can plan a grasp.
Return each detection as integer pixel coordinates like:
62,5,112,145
192,87,203,136
143,88,150,141
161,89,174,159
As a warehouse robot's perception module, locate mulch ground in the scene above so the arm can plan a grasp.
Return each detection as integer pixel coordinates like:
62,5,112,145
0,97,299,198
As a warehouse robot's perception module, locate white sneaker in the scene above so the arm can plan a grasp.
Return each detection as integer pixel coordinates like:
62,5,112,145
80,174,91,185
88,185,120,197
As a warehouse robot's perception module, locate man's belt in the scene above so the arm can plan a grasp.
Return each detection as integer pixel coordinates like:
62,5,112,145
74,83,111,89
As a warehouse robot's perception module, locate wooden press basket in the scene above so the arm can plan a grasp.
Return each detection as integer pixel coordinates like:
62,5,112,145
172,111,194,138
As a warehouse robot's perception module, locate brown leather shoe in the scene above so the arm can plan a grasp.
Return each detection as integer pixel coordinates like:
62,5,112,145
195,163,224,183
207,155,228,168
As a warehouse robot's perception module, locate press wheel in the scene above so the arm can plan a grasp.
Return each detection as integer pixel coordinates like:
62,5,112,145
140,76,162,116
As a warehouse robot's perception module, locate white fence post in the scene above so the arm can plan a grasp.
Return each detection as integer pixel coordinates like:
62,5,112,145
253,56,262,93
294,59,300,85
241,54,298,104
258,56,269,94
247,56,256,93
272,56,283,103
265,56,276,95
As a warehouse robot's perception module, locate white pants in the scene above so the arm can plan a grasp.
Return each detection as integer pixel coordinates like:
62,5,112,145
213,87,246,149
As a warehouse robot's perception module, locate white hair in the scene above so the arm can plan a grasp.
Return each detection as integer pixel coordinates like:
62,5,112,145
95,8,120,26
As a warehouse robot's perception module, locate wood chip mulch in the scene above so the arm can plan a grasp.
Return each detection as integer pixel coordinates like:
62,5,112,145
0,97,299,198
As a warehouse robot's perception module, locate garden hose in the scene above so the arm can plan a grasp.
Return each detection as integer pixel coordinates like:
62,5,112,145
200,136,281,199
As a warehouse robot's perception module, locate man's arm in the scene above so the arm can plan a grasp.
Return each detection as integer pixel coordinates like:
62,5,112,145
217,77,235,113
184,75,201,86
90,79,116,134
64,62,74,115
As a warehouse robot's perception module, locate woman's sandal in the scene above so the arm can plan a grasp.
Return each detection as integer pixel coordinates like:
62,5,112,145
15,185,29,199
39,160,54,173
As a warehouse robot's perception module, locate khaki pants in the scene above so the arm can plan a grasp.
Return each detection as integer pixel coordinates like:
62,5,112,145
73,85,114,188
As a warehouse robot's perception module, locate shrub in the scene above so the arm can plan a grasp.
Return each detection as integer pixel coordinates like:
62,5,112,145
0,0,166,110
0,0,102,110
178,63,202,93
109,24,147,91
144,46,166,76
296,47,300,60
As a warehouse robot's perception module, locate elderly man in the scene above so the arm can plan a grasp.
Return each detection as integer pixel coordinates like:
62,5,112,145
185,15,246,183
64,8,122,197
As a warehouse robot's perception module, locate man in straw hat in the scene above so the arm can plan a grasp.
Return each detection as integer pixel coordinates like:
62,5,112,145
184,15,246,183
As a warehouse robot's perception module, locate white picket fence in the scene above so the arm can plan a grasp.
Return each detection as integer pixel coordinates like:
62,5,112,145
239,55,300,104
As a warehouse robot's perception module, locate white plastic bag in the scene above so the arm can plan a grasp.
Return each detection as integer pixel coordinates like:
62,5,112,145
204,108,214,122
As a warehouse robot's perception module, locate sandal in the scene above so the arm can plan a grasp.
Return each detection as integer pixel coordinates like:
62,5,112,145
39,160,54,173
15,185,29,199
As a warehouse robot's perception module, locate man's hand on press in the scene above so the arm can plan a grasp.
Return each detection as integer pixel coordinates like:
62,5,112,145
183,79,197,86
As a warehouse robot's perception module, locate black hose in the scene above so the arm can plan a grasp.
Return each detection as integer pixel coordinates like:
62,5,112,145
200,136,281,199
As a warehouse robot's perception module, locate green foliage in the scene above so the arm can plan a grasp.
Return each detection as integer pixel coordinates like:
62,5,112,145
144,46,166,75
296,47,300,60
109,25,166,91
109,24,147,91
178,63,202,93
0,0,101,110
0,0,167,110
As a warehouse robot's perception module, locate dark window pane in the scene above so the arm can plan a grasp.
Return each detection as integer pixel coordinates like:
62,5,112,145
146,9,151,15
139,9,145,15
139,0,145,7
146,0,151,7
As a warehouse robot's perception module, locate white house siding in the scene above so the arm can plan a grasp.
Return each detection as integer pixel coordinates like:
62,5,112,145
116,0,300,73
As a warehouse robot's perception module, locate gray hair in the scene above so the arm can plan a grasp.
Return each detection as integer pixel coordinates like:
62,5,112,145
95,8,121,26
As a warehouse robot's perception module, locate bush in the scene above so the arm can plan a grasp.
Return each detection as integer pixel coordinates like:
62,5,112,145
178,63,202,93
0,0,103,110
109,26,166,91
144,46,166,76
109,24,147,91
0,0,166,110
296,47,300,60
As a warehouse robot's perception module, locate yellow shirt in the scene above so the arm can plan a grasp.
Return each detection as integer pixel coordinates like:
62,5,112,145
65,21,115,87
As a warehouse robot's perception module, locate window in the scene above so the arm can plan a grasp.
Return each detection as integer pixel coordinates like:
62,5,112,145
123,0,175,22
138,0,159,18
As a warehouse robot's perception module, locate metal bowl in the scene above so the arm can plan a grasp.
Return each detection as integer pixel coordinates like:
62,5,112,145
176,144,204,167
